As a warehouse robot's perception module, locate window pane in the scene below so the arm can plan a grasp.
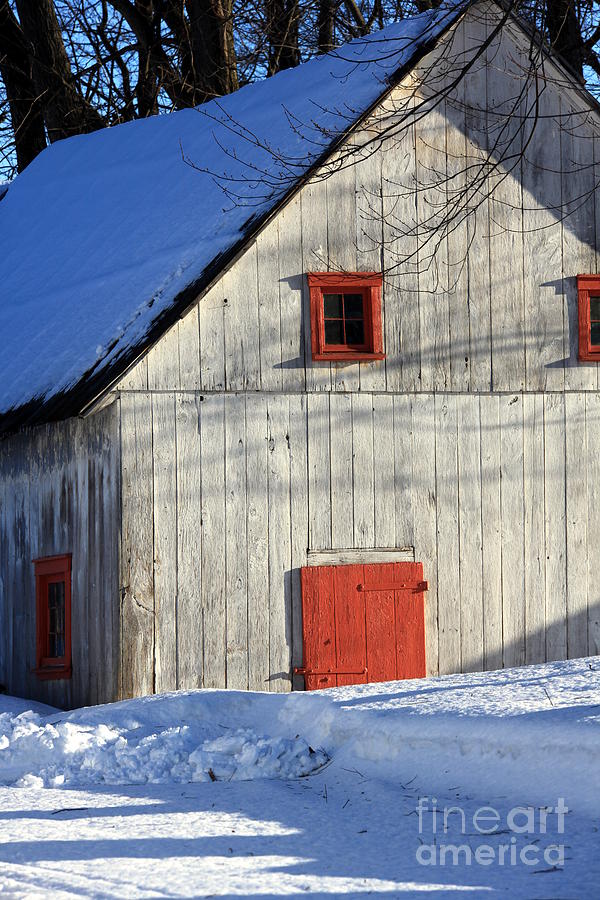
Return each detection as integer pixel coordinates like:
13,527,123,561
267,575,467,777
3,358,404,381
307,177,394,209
324,320,344,345
590,297,600,322
591,322,600,347
344,293,364,319
48,581,65,658
345,319,365,345
49,632,65,659
323,293,343,318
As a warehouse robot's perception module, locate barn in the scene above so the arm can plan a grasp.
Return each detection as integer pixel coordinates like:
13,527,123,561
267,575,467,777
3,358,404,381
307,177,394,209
1,0,599,709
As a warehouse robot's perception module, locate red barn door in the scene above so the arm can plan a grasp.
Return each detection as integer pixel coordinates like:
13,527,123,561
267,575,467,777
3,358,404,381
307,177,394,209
297,562,427,690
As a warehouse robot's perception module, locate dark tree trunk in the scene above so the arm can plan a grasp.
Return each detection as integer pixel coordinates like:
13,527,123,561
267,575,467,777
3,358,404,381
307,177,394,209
0,0,46,171
317,0,336,54
265,0,300,75
110,0,197,109
546,0,584,79
185,0,238,103
414,0,442,11
14,0,104,142
134,0,160,116
161,0,197,108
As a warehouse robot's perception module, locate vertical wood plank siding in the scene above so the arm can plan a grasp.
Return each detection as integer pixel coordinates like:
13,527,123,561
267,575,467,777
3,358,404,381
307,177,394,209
118,15,599,397
117,390,600,693
5,8,600,707
111,13,600,695
0,404,120,708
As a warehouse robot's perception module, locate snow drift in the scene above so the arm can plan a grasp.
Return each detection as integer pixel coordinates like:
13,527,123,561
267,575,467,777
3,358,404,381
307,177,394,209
1,658,599,816
0,709,327,789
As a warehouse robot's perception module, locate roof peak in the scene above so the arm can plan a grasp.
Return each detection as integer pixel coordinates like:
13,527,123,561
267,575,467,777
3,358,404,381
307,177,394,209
0,1,468,432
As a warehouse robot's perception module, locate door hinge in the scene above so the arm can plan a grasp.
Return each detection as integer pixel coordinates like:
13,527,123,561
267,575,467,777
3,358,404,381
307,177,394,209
357,580,428,592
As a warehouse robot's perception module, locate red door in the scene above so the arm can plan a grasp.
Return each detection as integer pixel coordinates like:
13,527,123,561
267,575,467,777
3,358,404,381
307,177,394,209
298,562,427,690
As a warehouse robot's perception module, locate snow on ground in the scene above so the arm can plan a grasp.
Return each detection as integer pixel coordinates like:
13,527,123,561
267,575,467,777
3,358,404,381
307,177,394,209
1,658,599,897
0,694,56,718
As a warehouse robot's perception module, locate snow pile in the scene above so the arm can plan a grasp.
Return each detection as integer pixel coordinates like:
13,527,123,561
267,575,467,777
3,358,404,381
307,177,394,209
2,661,600,899
2,657,598,815
0,709,326,788
0,3,465,419
289,659,600,817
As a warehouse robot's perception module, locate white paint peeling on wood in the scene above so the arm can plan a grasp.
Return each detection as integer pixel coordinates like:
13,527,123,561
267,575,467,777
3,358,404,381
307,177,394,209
199,280,226,391
330,392,353,550
266,395,292,692
288,392,308,690
352,393,375,549
486,26,526,393
479,394,503,670
301,180,331,392
522,68,565,392
564,392,589,657
246,393,270,690
523,393,546,665
411,394,438,676
256,221,283,393
457,394,483,672
586,392,600,654
152,392,178,693
277,194,305,393
445,23,471,394
178,307,201,391
434,394,461,674
415,95,451,393
372,394,395,547
175,393,203,690
544,392,567,661
380,89,421,393
500,394,525,668
224,393,249,688
199,394,226,688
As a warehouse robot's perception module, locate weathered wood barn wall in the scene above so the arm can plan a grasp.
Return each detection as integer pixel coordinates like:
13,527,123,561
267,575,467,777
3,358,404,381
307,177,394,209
0,404,119,708
1,2,599,707
115,6,600,698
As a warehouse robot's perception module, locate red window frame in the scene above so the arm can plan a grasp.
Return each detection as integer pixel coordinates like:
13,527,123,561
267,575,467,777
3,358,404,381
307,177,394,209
577,274,600,361
307,272,385,361
33,554,72,680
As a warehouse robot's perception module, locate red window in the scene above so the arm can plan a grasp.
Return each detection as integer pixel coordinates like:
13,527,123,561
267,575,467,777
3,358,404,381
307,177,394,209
33,555,72,680
307,272,385,361
296,562,427,690
577,274,600,361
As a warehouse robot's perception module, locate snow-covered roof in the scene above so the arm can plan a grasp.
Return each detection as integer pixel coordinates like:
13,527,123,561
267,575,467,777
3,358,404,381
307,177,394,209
0,2,465,433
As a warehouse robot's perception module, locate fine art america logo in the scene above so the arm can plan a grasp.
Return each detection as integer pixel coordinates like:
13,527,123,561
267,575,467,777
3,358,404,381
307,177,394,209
415,797,567,868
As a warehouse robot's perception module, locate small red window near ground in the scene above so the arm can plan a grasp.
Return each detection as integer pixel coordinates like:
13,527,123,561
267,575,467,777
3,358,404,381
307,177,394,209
33,555,72,680
307,272,385,361
577,274,600,361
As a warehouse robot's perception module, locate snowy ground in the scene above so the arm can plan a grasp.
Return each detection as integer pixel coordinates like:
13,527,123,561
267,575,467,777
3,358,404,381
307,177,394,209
1,659,599,898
